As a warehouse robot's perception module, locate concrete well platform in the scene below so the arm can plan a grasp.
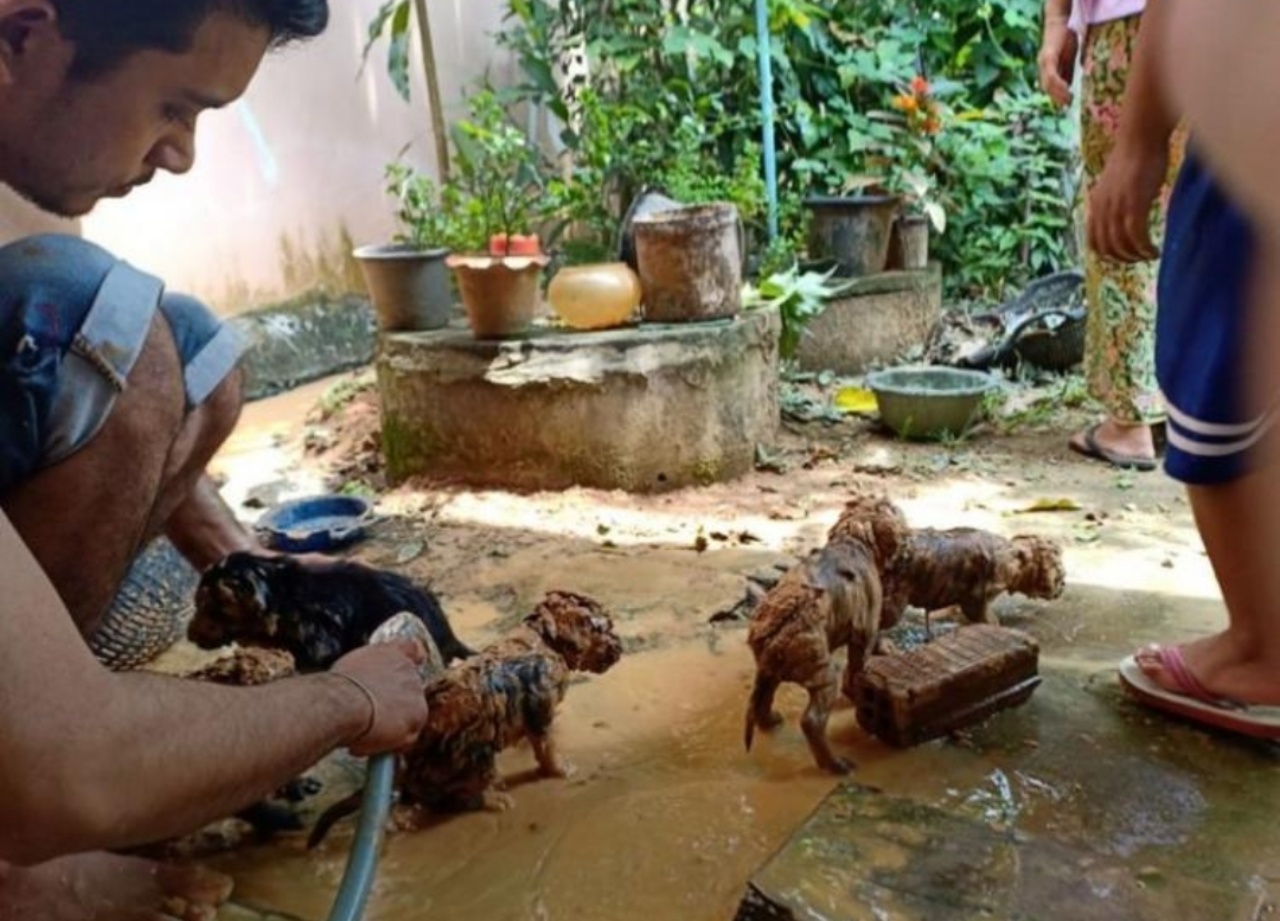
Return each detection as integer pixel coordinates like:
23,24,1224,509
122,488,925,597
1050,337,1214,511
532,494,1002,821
796,265,942,375
376,307,780,492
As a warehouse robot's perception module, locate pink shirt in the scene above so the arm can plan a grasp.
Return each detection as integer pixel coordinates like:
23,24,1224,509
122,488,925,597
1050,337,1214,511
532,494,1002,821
1068,0,1146,33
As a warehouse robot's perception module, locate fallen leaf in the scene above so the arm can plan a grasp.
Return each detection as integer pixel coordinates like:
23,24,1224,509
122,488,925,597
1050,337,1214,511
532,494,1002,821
394,540,426,564
834,386,879,415
1016,498,1083,514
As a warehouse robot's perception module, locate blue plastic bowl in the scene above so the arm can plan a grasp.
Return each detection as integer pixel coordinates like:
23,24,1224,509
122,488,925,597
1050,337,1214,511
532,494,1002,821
255,494,373,553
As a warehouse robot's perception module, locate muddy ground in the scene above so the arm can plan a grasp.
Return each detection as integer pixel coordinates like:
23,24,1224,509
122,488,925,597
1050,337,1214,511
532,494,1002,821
166,370,1279,921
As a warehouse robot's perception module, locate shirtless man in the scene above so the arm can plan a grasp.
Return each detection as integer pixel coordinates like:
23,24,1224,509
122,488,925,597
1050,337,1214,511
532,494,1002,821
0,2,429,917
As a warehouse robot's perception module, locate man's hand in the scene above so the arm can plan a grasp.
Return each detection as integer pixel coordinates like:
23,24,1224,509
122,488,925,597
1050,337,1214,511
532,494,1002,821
329,640,430,758
1039,18,1078,109
1088,140,1169,262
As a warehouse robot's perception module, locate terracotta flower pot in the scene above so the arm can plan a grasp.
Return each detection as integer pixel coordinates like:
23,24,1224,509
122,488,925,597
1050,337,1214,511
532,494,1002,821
447,253,550,339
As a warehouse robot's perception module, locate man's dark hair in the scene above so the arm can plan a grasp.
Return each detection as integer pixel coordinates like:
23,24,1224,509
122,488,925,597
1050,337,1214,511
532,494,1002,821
52,0,329,79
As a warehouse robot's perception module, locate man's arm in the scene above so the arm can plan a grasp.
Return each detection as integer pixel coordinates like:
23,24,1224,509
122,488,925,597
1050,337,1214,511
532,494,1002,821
165,473,259,571
1038,0,1077,108
0,511,427,866
1087,0,1179,262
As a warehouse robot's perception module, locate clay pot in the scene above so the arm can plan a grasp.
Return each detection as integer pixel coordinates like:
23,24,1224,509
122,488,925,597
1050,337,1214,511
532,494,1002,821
804,195,900,277
353,244,452,331
633,202,743,323
547,262,642,331
447,253,550,339
886,215,930,271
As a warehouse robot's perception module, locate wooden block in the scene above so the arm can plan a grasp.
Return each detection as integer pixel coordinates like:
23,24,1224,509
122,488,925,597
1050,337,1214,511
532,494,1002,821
853,624,1040,748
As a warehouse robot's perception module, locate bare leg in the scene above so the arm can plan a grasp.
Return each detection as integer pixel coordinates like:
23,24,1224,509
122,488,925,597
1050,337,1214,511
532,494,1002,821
1137,476,1280,706
0,316,246,635
0,853,233,921
0,319,248,919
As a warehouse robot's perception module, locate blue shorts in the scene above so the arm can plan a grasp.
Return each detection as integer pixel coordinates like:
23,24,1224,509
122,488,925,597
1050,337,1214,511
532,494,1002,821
0,234,242,496
1156,152,1262,486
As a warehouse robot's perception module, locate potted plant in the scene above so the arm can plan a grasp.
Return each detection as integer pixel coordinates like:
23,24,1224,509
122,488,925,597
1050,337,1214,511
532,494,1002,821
803,174,900,278
888,168,945,270
353,163,457,332
885,76,947,271
441,90,552,339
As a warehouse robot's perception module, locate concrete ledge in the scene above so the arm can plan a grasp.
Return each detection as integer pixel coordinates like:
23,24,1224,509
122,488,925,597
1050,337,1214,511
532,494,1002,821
795,265,942,375
376,308,781,492
232,294,376,401
737,785,1247,921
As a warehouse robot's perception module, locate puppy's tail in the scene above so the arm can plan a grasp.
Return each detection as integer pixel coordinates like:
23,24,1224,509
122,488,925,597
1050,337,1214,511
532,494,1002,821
744,674,769,752
307,791,363,850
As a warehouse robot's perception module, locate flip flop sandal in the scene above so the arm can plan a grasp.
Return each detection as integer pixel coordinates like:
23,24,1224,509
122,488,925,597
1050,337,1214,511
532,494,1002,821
1069,423,1159,472
1118,646,1280,740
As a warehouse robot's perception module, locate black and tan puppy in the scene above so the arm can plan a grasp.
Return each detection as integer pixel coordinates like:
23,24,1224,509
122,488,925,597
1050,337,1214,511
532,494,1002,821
882,529,1065,628
744,495,909,775
188,552,475,670
308,591,623,847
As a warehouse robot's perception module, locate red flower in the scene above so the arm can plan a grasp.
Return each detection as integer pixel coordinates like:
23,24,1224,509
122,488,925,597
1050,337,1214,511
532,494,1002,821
911,75,931,97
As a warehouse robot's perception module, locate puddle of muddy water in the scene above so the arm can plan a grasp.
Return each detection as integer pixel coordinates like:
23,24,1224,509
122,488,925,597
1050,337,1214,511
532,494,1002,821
211,639,842,921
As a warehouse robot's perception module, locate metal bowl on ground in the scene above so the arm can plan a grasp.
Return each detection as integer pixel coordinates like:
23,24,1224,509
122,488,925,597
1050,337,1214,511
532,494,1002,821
866,366,998,441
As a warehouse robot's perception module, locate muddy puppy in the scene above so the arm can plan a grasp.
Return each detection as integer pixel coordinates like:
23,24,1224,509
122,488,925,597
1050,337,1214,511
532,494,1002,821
307,591,623,847
744,495,909,774
182,647,316,837
882,529,1064,628
188,552,475,670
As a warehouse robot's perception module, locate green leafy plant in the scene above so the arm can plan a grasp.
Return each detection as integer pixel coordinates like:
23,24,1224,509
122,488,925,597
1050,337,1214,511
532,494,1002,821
495,0,1076,296
450,90,549,247
383,163,471,250
385,89,552,254
743,264,853,360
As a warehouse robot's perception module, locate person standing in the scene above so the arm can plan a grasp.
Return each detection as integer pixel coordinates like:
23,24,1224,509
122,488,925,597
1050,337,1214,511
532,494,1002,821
1039,0,1183,470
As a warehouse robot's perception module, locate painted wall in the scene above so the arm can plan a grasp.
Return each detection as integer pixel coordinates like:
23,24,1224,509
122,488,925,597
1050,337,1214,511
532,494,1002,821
40,0,515,315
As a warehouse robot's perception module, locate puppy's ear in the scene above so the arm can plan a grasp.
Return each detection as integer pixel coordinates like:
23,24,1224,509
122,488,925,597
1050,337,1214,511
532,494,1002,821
246,568,273,612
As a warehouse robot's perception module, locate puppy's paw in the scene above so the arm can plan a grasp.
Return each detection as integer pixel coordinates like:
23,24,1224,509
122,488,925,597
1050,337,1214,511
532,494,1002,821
542,760,577,780
821,756,853,776
482,791,517,812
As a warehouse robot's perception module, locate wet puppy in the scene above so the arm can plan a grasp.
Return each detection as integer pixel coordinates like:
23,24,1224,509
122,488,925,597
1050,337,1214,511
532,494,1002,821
308,591,623,846
188,552,475,670
882,529,1065,628
182,647,317,837
744,495,909,774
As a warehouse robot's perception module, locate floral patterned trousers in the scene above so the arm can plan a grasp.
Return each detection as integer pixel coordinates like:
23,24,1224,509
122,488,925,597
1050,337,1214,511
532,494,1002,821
1082,15,1185,425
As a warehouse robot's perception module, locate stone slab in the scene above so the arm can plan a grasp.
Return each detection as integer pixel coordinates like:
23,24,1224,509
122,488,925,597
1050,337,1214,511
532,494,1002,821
796,266,942,375
232,295,376,401
736,785,1263,921
376,308,781,492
